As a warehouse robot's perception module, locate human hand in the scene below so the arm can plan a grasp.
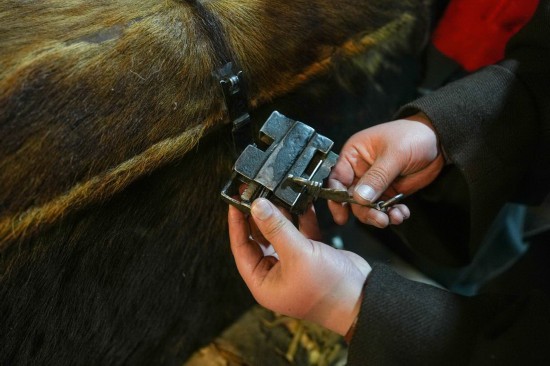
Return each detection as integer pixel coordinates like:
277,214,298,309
329,112,445,228
228,198,371,336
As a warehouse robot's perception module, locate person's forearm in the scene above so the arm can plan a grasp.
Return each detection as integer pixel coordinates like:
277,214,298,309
347,263,550,365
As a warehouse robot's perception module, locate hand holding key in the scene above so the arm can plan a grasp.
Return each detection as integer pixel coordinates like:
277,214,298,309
329,112,446,228
288,175,405,212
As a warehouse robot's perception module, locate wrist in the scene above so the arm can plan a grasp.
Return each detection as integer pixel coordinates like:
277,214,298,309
344,279,366,343
312,264,370,337
405,111,434,131
405,112,450,164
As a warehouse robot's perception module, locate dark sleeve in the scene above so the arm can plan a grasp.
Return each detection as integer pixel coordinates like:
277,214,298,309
397,0,550,252
348,1,550,364
347,263,550,365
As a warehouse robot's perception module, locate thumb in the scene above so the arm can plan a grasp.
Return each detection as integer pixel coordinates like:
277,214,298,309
354,154,402,202
250,198,309,259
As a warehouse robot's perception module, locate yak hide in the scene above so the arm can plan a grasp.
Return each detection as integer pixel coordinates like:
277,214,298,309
0,0,431,364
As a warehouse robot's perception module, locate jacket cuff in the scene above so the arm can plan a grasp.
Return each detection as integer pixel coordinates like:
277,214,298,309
395,64,538,251
347,263,480,365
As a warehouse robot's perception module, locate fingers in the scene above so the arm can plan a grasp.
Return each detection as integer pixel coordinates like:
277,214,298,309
388,204,410,225
350,202,411,228
298,204,322,241
329,156,357,188
327,178,350,225
228,205,267,283
350,205,390,228
354,154,402,204
250,198,309,260
249,219,269,246
392,155,445,194
248,218,271,247
328,173,409,228
329,142,405,227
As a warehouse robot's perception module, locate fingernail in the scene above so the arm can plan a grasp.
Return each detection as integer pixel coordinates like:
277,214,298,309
355,185,376,201
251,198,273,221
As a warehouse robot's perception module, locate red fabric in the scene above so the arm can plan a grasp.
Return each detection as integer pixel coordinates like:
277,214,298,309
432,0,539,71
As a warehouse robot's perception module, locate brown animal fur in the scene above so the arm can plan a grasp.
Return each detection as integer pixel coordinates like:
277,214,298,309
0,0,428,245
0,0,431,364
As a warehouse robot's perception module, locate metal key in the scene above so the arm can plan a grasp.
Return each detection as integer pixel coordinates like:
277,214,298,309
287,175,404,213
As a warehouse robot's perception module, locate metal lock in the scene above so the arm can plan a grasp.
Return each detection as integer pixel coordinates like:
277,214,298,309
221,111,337,215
